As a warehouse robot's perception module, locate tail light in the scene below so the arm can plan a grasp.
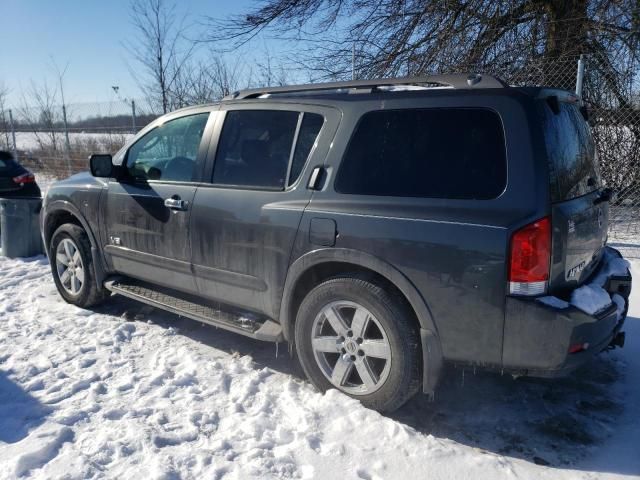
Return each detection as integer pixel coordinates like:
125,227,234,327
508,217,551,296
12,173,35,184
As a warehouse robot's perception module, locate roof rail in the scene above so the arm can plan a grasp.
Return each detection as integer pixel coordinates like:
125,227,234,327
224,73,508,100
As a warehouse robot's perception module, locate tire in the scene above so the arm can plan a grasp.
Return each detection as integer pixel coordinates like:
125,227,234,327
49,223,109,308
295,275,422,412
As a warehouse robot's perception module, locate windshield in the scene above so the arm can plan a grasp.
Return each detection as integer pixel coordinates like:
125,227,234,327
540,100,601,202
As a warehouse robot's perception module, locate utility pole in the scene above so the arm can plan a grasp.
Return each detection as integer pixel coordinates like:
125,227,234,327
131,99,137,134
575,54,586,103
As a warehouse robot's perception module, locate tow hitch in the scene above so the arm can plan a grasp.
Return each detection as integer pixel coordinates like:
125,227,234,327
609,331,626,349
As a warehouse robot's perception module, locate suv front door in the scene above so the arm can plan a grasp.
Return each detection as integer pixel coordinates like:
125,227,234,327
103,110,214,294
190,104,340,318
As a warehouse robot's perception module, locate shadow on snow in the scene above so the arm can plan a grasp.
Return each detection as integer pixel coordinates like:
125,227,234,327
0,370,51,444
96,295,638,476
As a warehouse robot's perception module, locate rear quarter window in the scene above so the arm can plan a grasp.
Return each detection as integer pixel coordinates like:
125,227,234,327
540,100,600,202
335,108,507,200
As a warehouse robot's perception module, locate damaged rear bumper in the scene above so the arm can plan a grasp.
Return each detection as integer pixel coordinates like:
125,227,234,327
501,247,632,377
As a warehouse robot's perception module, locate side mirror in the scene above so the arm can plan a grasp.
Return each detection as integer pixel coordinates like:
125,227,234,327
89,154,113,178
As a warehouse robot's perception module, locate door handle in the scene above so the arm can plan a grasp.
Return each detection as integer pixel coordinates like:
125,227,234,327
308,166,324,190
164,196,189,211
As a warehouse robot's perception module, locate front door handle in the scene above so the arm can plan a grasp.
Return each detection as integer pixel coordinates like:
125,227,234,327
164,196,189,211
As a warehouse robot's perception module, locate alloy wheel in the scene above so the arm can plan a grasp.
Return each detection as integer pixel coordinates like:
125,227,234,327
55,238,85,296
311,300,392,395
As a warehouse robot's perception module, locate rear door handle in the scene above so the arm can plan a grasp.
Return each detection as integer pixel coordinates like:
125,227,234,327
308,167,324,190
164,196,189,211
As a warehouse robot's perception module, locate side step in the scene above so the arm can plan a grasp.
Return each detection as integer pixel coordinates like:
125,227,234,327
104,278,283,342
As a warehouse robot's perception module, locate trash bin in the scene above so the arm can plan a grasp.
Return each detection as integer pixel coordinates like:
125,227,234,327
0,197,44,258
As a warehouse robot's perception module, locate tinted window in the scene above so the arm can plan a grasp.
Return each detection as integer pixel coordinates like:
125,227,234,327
127,113,209,182
336,108,507,199
213,110,300,189
541,101,600,201
0,152,15,171
288,113,324,186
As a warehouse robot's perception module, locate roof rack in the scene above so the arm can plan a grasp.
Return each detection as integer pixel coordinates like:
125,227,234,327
224,73,508,100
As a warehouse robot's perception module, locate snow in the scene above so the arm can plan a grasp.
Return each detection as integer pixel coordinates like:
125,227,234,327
538,247,632,316
537,296,570,309
14,133,134,153
0,255,638,479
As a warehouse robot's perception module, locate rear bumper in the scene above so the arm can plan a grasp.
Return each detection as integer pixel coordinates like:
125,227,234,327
502,247,632,377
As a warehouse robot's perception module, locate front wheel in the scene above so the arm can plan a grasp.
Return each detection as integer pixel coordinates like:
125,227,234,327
49,223,109,308
295,276,422,412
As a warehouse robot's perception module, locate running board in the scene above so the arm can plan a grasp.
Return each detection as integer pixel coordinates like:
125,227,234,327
104,278,283,342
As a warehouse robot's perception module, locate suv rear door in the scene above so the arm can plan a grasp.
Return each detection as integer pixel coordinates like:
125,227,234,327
539,94,609,293
190,103,340,319
103,110,214,294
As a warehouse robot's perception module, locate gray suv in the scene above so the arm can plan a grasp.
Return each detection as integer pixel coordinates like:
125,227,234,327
41,74,632,412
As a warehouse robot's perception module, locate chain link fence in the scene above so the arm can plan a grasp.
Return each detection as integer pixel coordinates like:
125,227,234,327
0,56,638,252
0,99,160,178
500,55,639,255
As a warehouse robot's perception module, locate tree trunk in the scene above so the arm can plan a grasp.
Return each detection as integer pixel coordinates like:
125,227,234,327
543,0,589,90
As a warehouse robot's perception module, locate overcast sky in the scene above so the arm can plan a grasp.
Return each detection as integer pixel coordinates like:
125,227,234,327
0,0,265,105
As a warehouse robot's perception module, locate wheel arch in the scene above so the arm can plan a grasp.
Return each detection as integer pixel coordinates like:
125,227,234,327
43,200,107,285
279,248,443,396
280,248,438,340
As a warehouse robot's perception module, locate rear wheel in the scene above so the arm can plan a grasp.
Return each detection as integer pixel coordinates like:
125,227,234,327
295,276,421,412
49,224,109,308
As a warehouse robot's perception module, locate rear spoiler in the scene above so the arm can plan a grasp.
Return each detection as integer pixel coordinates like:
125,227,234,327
537,89,588,120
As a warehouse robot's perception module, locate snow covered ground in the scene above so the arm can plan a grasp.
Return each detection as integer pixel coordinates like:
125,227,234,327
0,256,638,479
13,133,134,153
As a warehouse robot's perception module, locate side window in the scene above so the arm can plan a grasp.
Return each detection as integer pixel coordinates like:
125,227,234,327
336,108,507,200
126,113,210,182
288,113,324,186
213,110,300,190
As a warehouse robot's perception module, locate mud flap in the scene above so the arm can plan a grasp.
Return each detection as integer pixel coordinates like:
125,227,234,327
421,328,443,398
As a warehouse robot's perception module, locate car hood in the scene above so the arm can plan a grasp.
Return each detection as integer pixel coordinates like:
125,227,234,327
44,171,108,207
49,171,107,190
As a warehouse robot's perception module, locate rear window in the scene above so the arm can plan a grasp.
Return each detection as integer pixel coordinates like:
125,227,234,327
0,154,15,171
335,108,507,200
541,100,600,202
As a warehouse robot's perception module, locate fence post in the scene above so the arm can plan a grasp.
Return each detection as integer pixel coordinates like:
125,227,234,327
8,109,17,160
61,104,72,174
131,99,137,134
352,42,356,81
575,54,586,102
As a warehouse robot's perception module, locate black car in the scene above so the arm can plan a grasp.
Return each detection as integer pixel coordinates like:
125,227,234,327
40,74,632,412
0,151,41,198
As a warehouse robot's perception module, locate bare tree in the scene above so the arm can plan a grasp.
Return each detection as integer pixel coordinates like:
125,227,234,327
50,59,72,160
252,45,290,87
170,54,248,105
206,0,637,89
207,0,639,193
127,0,196,113
19,81,62,153
0,82,11,150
